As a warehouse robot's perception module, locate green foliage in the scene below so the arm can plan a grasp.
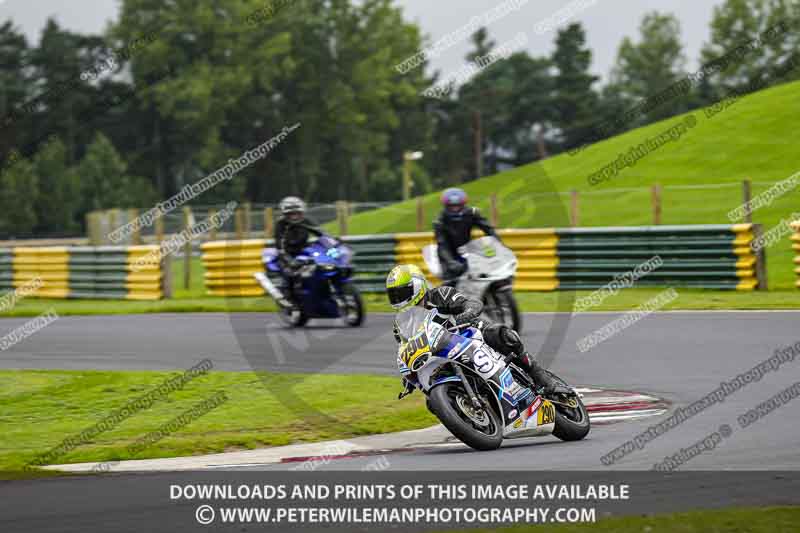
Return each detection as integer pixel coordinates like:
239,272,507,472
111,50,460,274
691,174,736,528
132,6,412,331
32,136,81,234
75,132,156,213
0,1,797,238
0,158,38,236
551,24,599,151
701,0,800,93
610,12,689,124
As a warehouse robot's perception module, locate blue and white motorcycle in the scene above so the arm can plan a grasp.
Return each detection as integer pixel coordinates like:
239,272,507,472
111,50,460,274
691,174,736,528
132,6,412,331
396,307,589,450
254,236,364,328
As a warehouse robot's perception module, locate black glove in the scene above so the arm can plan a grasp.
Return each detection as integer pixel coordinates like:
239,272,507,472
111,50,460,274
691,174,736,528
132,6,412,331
454,310,479,327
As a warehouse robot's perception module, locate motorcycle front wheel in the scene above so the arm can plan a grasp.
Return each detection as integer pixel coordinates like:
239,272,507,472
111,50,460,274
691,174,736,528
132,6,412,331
547,371,590,442
343,284,364,327
279,305,308,328
428,382,503,451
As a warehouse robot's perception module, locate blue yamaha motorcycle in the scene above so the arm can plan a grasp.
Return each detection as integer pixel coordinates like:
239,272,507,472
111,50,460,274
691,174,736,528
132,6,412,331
254,235,364,327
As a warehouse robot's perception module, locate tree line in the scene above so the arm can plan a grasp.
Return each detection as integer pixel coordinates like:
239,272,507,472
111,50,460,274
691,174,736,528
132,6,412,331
0,0,797,237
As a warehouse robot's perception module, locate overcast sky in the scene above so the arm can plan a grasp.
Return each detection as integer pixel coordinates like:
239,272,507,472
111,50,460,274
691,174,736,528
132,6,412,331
0,0,726,81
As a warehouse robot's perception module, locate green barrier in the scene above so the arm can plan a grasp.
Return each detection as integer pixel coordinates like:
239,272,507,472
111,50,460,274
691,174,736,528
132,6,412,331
199,224,764,297
555,224,761,291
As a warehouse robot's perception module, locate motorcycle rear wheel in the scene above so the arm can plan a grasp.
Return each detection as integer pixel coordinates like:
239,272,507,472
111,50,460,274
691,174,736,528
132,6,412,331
429,382,503,451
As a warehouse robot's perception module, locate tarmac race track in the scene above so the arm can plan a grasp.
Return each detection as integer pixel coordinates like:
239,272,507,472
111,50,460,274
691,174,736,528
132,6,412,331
2,310,799,471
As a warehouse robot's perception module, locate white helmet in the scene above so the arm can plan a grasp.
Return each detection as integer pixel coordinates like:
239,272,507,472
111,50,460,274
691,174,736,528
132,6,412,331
279,196,306,217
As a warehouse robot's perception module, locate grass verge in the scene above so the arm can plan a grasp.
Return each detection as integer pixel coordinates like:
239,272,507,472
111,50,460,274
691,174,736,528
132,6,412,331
0,369,435,477
442,506,800,533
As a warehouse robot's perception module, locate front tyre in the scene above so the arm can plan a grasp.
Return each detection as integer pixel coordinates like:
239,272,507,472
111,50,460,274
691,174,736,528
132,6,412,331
547,371,590,442
342,284,364,327
428,382,503,451
279,305,308,328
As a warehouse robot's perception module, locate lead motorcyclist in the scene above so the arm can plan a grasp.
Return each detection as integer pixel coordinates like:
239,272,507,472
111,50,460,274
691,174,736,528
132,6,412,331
273,196,325,307
386,264,559,399
434,187,503,287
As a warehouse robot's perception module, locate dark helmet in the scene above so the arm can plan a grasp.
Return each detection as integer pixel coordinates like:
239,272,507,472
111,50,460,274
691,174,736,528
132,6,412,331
441,187,468,218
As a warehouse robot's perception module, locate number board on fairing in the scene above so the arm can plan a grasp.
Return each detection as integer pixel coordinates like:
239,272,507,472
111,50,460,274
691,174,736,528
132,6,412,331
401,333,430,367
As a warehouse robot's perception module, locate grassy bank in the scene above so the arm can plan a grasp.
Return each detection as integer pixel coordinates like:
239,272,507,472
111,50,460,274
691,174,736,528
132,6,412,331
0,368,435,475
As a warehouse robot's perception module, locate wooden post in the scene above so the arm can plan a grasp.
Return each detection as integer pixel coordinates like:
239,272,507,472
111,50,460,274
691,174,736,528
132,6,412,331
243,202,252,238
742,179,753,223
86,211,101,245
570,189,579,227
264,207,274,240
161,253,173,299
234,207,244,239
182,206,192,290
154,215,165,245
489,193,499,227
752,223,768,290
208,209,218,241
416,197,424,231
128,209,141,245
651,184,662,225
108,209,120,245
336,201,348,236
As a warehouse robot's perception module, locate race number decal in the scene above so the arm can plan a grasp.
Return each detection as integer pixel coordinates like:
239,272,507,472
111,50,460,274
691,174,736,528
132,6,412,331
472,348,499,378
537,400,556,426
401,334,430,368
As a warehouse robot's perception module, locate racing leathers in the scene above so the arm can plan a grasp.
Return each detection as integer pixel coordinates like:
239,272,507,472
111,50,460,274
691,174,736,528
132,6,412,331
394,286,557,396
433,207,501,286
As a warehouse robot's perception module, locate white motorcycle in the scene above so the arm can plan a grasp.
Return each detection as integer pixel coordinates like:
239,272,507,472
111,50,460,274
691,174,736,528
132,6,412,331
396,307,589,451
423,236,522,332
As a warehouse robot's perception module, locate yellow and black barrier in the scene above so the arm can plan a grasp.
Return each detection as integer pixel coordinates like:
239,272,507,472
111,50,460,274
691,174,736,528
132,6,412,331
0,245,164,300
201,224,763,295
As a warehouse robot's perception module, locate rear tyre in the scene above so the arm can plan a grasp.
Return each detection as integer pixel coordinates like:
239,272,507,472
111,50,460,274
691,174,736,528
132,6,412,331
547,371,590,442
428,382,503,451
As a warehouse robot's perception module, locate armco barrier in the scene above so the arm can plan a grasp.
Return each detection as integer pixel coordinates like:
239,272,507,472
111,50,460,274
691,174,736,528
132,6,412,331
792,221,800,289
0,246,164,300
201,236,397,296
201,224,763,296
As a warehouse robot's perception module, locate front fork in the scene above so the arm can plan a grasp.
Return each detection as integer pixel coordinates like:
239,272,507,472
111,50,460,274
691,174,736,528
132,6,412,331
452,364,483,411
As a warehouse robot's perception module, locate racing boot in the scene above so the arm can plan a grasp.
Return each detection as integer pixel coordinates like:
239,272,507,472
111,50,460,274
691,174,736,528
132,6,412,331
517,351,563,396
